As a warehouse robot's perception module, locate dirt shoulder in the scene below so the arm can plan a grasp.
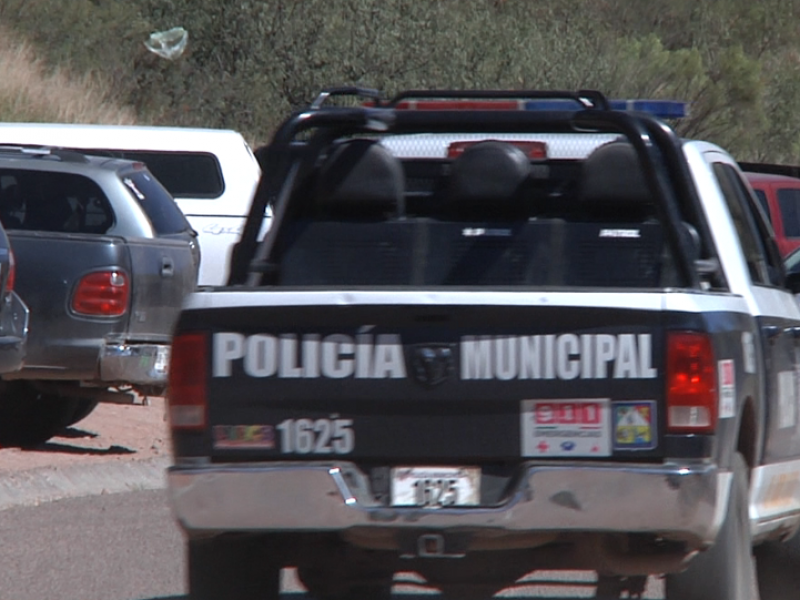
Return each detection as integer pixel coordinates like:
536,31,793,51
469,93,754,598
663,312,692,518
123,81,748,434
0,397,170,474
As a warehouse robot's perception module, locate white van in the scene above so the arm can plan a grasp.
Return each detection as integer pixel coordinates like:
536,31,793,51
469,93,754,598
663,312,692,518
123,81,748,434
0,123,262,286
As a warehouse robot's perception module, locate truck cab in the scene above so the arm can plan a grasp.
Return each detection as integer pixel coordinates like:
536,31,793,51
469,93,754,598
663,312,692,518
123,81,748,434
744,170,800,257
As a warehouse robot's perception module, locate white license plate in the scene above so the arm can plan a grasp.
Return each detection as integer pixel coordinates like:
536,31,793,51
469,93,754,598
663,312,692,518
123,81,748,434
153,347,170,376
390,466,480,508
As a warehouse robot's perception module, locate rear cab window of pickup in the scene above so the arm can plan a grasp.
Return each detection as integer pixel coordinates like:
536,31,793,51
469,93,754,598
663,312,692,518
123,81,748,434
262,136,711,291
777,188,800,237
0,170,112,233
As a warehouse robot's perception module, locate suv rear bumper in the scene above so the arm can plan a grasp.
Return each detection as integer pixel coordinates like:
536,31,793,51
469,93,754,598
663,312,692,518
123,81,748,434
99,343,170,384
168,460,730,547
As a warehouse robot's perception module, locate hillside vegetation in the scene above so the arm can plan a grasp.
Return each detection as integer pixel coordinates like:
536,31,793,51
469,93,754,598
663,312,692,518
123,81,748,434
0,26,135,124
0,0,799,161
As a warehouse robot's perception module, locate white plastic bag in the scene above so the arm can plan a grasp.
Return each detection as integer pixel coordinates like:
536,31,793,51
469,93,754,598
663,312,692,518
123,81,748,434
144,27,188,60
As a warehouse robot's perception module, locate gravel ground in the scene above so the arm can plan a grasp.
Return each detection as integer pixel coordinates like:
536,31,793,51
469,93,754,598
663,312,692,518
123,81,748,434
0,396,170,474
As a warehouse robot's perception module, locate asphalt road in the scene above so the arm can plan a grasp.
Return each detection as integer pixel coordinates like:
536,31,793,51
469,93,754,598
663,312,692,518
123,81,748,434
0,489,184,600
0,488,796,600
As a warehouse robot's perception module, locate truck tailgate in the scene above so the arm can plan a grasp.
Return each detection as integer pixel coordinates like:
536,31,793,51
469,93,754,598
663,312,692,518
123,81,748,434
179,298,667,463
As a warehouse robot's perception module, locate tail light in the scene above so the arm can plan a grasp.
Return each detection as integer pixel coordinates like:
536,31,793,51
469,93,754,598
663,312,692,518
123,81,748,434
6,250,15,293
666,332,717,433
71,270,129,317
168,332,208,430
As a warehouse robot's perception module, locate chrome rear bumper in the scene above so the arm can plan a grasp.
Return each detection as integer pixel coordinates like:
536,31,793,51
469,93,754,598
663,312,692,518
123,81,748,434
168,460,730,547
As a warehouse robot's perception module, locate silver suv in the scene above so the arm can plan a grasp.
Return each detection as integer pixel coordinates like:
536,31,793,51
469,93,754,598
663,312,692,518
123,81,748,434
0,146,199,446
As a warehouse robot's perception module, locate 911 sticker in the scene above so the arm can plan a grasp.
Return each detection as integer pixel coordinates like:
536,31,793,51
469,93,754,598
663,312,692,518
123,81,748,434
521,399,611,457
613,401,656,450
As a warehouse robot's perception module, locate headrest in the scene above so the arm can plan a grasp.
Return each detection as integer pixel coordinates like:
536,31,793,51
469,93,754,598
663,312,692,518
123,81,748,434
314,139,404,218
443,141,531,219
579,141,653,220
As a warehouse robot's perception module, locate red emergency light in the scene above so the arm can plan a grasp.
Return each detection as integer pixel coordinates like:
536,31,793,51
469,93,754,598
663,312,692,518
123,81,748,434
447,140,548,159
394,100,525,111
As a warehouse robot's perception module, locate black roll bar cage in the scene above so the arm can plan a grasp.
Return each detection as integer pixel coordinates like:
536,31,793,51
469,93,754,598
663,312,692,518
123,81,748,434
229,88,723,289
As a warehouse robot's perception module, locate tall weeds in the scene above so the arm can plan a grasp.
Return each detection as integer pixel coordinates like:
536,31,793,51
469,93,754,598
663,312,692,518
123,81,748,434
0,26,136,124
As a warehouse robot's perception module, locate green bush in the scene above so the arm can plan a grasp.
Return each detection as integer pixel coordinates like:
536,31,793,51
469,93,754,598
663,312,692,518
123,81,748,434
1,0,799,160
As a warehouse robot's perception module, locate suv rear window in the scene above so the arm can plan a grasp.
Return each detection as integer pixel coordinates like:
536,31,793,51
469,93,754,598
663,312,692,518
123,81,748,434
121,170,192,235
85,150,223,198
0,170,113,233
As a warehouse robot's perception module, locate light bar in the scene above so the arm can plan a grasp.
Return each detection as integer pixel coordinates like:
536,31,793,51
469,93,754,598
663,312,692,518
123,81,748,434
388,98,688,119
394,100,525,110
608,99,688,119
524,99,687,119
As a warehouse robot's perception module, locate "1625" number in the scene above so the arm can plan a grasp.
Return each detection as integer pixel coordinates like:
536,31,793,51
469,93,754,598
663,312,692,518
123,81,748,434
276,417,354,454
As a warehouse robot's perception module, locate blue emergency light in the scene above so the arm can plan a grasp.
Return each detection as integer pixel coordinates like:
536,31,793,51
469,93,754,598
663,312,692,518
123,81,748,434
523,99,688,119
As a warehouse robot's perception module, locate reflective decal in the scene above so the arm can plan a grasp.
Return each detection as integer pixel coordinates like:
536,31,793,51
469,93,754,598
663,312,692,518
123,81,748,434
213,332,406,379
613,401,656,450
598,228,640,238
212,424,275,449
521,399,611,457
213,331,657,381
750,460,800,522
461,334,657,381
718,359,736,419
742,332,756,374
778,371,797,429
276,417,354,454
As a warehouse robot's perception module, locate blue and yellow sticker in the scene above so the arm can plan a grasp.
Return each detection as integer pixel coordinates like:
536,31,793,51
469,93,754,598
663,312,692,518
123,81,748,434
212,424,275,449
613,401,656,450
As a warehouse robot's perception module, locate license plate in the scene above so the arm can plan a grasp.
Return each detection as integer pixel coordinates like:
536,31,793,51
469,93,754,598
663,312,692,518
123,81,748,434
153,347,170,376
390,466,480,508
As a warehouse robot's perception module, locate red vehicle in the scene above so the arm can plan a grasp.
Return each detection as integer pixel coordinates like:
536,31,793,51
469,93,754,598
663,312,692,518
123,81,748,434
744,171,800,257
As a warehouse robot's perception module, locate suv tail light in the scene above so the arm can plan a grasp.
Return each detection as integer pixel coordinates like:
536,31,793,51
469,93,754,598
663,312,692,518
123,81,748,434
666,332,717,433
168,332,208,430
71,270,129,316
6,250,15,293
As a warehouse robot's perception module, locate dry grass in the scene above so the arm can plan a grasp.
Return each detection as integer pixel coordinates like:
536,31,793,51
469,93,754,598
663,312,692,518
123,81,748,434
0,26,136,124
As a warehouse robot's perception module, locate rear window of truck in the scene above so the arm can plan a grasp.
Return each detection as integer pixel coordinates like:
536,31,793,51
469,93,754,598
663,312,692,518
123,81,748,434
778,188,800,237
269,138,690,290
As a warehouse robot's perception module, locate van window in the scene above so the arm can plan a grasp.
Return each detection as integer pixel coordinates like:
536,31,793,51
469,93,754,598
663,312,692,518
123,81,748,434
85,150,224,198
0,170,113,233
777,188,800,237
121,170,192,235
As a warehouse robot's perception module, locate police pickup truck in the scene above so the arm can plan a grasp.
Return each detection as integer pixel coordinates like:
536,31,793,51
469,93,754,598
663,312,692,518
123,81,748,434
166,89,800,600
